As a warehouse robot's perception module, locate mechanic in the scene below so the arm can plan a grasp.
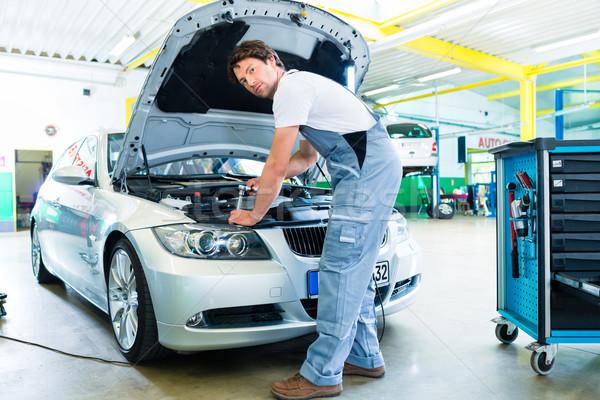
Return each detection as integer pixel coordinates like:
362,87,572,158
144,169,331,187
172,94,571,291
227,40,402,400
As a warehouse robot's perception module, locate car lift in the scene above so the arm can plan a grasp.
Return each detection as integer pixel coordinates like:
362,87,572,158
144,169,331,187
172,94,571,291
427,126,439,218
427,126,454,219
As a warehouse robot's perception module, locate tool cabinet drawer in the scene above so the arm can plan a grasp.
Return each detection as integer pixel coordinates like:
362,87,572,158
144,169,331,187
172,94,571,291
552,252,600,272
551,272,600,330
550,153,600,174
552,233,600,252
553,272,600,305
551,214,600,232
551,174,600,193
551,194,600,213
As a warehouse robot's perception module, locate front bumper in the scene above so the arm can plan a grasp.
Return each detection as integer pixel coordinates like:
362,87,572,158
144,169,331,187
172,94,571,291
399,156,438,168
126,227,422,351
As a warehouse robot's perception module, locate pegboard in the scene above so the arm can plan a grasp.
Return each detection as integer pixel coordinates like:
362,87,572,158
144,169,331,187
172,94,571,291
502,151,538,328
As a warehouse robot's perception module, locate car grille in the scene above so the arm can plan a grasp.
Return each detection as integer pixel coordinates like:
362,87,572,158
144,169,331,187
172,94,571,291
389,274,421,302
283,226,327,257
204,304,283,327
283,226,388,257
390,279,411,300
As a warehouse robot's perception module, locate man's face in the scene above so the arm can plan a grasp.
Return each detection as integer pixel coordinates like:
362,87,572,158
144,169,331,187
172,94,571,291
233,56,279,100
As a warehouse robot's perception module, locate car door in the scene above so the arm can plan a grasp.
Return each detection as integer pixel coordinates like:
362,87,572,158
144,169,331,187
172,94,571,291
41,137,98,289
36,138,85,278
63,136,99,288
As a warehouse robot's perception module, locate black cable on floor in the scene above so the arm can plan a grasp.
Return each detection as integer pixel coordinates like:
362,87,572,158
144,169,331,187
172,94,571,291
0,334,133,366
374,279,385,343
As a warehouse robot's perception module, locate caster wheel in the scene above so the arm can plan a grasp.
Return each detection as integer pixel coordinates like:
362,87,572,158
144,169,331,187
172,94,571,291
495,324,518,344
531,351,555,375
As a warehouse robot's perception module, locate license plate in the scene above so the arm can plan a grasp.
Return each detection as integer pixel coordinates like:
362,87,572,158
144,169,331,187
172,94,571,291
373,261,389,286
307,261,390,299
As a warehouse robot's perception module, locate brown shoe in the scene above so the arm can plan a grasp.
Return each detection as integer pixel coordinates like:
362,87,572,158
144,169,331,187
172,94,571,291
342,363,386,378
271,373,342,400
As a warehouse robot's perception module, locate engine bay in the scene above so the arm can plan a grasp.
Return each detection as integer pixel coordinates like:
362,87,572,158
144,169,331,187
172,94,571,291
122,176,332,226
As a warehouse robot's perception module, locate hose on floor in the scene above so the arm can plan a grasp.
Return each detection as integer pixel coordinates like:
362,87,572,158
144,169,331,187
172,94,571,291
0,334,134,366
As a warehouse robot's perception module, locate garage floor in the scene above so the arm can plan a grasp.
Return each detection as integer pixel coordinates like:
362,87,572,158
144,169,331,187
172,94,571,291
2,216,600,400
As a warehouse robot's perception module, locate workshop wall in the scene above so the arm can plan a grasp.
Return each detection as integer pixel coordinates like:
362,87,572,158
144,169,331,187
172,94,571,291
0,54,147,231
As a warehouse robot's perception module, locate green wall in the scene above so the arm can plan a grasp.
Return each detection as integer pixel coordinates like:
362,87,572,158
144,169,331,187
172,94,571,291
313,175,466,212
395,175,466,211
0,173,14,232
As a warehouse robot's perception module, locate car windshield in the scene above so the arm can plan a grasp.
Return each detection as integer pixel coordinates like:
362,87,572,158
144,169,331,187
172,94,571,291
149,157,265,177
387,124,432,139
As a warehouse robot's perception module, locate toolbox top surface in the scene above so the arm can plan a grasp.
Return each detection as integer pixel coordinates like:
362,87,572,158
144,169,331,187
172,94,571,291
489,138,600,158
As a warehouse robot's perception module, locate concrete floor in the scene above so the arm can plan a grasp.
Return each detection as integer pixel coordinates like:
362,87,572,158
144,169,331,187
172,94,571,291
2,215,600,400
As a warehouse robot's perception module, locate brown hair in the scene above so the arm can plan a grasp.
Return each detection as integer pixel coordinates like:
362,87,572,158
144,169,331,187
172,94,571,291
227,40,285,83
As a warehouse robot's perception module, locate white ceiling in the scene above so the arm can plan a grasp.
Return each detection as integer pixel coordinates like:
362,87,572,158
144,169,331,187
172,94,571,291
1,0,599,132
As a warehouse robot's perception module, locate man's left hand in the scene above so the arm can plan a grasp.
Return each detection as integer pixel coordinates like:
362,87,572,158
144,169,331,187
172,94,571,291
229,210,262,226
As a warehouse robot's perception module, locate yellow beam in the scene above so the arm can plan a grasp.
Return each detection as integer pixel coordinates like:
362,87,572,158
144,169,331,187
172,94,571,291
488,73,600,101
327,11,387,41
400,36,526,80
520,80,535,140
126,47,160,71
374,77,507,108
529,54,600,76
186,0,214,3
538,102,600,116
582,51,600,67
332,12,527,80
380,0,458,27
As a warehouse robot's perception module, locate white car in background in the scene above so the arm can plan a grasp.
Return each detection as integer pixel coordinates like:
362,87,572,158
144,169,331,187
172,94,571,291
29,0,422,362
387,123,438,175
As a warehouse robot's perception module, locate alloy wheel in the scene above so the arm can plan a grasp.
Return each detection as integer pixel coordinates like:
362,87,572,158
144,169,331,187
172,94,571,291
108,249,139,350
31,225,41,277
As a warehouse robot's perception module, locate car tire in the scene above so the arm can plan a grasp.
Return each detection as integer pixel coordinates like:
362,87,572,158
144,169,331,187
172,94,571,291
437,203,455,219
107,238,171,363
31,222,59,284
426,203,455,219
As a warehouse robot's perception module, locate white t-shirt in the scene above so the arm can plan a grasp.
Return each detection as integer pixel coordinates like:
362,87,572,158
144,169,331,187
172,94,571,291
273,70,376,134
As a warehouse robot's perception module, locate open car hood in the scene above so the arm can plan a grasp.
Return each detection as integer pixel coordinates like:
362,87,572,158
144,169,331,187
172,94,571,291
112,0,370,183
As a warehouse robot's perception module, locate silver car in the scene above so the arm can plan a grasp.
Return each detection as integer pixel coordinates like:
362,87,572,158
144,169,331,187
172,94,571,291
30,0,422,362
387,123,438,175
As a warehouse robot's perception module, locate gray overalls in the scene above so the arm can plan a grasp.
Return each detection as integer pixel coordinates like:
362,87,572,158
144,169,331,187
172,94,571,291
295,91,403,386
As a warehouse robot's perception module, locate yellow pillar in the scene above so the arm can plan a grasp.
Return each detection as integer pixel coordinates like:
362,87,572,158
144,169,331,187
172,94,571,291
520,78,536,140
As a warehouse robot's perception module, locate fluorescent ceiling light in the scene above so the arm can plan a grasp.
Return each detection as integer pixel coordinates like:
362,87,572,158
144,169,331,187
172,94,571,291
535,30,600,53
364,84,400,97
109,34,137,57
417,67,461,82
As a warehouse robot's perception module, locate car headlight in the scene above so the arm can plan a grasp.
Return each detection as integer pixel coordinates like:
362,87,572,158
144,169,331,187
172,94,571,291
391,209,410,243
153,224,270,260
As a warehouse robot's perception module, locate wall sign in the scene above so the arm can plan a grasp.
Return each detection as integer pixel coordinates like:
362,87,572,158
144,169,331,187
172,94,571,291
45,125,58,136
468,133,516,150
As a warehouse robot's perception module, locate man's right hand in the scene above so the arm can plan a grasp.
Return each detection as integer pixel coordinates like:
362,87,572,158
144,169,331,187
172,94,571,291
246,177,260,195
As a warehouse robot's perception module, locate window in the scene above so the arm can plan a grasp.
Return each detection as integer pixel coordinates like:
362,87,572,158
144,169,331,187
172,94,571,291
107,133,125,177
72,137,97,180
52,138,85,172
471,152,495,184
387,124,432,139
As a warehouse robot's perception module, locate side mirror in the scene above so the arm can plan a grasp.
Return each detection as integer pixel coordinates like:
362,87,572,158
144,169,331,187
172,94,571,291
52,166,94,185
